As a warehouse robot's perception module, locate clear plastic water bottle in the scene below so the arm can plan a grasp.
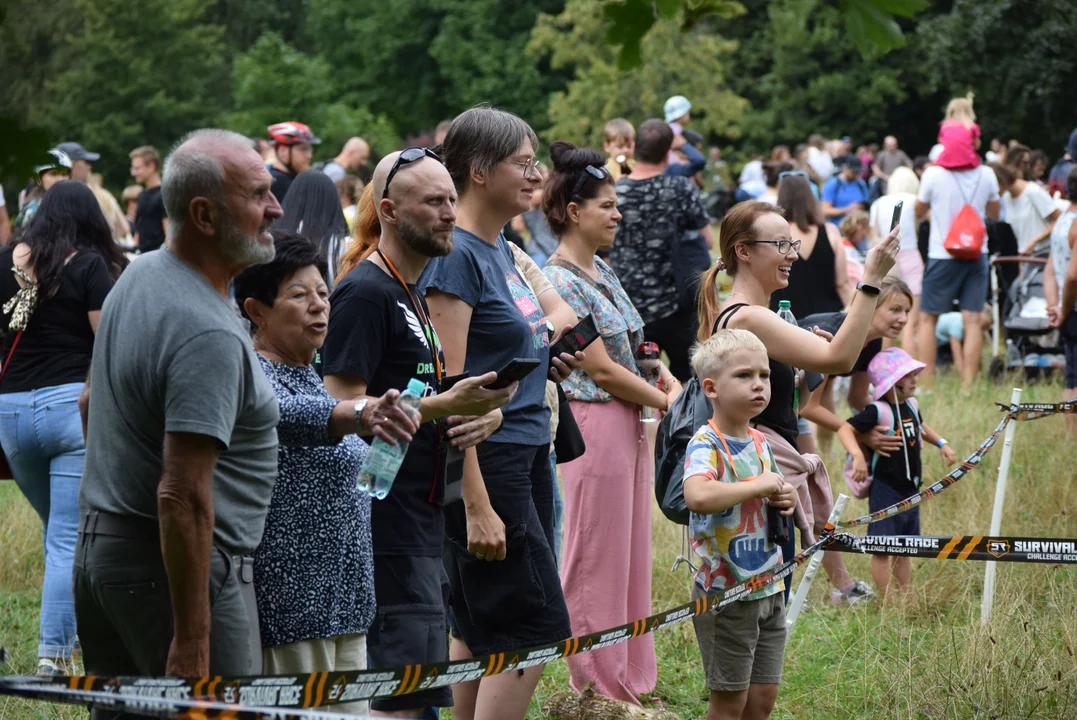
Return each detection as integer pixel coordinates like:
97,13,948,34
776,300,800,412
1005,339,1021,368
358,378,426,499
636,342,662,423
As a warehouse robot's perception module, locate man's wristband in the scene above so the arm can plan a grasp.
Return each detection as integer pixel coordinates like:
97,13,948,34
936,438,948,448
354,399,369,432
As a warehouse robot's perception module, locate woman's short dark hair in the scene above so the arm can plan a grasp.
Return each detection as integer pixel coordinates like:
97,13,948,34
274,170,349,273
776,175,822,231
635,119,673,164
12,180,128,299
441,105,539,191
542,141,615,237
764,161,794,189
233,230,328,322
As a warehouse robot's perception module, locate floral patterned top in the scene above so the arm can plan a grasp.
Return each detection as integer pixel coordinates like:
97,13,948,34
253,354,375,649
543,256,645,403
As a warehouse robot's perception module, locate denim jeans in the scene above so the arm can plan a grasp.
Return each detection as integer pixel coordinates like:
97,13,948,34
0,381,84,660
549,450,563,568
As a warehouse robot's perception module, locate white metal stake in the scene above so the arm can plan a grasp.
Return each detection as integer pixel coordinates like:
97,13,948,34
786,493,850,631
981,387,1022,626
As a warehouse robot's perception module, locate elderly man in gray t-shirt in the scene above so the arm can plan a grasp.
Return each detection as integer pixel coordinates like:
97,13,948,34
75,129,283,697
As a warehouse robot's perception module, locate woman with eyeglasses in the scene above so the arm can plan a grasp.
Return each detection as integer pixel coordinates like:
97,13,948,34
421,106,583,720
697,200,899,606
540,142,679,704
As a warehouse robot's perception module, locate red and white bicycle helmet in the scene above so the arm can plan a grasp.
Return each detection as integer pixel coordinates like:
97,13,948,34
267,121,321,146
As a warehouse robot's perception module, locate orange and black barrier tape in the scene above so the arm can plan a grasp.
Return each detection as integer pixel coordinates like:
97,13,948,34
824,534,1077,564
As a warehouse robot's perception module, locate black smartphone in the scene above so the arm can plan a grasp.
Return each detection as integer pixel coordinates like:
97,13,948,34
890,200,904,232
549,314,600,360
488,357,542,390
440,371,469,392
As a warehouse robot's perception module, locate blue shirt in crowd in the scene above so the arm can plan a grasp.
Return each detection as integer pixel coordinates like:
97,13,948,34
821,175,869,224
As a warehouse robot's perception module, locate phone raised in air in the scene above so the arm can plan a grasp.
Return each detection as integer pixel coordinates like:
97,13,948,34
549,314,600,360
488,358,542,390
890,200,904,232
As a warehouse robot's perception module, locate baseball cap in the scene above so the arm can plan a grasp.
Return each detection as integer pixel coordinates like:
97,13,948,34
664,95,692,123
55,141,101,163
839,154,862,172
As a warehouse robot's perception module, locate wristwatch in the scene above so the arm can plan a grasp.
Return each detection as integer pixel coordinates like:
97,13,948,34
354,399,369,432
936,438,948,448
856,281,881,296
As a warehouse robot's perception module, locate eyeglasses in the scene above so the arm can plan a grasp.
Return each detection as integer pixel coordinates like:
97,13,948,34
745,239,802,255
778,171,808,182
383,147,442,199
505,157,540,180
570,165,610,198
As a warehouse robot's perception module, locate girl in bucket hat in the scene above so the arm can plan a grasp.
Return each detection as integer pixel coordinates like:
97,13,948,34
837,347,958,598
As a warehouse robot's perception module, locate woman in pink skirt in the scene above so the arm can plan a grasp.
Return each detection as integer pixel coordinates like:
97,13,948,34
541,141,682,704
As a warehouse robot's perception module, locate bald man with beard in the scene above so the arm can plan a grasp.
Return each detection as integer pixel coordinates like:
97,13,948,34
323,149,514,719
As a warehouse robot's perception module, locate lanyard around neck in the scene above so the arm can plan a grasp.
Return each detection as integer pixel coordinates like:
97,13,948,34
375,248,442,383
707,418,767,480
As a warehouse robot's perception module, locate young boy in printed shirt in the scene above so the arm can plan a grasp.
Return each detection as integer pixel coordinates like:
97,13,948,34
683,329,798,720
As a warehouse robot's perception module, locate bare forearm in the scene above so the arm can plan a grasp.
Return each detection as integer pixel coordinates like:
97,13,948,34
837,424,865,462
684,476,761,515
921,424,942,446
78,371,91,440
588,361,668,409
158,478,213,646
801,396,844,433
461,447,490,511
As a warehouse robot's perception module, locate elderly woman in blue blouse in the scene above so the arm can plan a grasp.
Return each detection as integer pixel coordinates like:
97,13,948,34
541,142,682,703
233,231,418,713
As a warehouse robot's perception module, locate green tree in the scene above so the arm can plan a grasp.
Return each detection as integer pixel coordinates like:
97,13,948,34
718,0,909,153
307,0,567,136
918,0,1077,152
530,0,747,148
226,31,400,158
44,0,230,187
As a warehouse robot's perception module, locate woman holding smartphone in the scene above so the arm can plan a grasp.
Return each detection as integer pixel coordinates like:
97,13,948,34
421,107,583,720
541,141,680,704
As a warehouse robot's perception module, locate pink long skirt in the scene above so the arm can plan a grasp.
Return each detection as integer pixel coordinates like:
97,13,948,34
560,398,656,703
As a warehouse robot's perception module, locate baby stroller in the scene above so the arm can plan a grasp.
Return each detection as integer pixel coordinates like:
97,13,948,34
988,254,1065,380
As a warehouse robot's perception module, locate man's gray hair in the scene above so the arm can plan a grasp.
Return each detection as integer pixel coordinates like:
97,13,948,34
161,128,253,236
441,105,539,191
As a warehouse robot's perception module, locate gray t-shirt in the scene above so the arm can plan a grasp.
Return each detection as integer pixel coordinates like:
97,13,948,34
874,150,912,177
322,161,346,183
80,247,280,555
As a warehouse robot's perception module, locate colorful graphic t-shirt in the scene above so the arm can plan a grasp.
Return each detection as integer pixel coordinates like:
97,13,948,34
684,424,783,600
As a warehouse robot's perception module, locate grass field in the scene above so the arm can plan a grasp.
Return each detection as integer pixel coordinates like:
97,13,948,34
2,370,1076,719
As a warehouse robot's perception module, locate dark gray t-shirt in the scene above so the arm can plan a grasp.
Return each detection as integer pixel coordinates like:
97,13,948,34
79,248,280,555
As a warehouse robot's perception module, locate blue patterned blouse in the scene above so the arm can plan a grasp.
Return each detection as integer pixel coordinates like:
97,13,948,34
253,354,375,649
543,257,645,403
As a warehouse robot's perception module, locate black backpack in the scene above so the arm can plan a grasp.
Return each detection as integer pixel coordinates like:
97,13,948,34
654,374,713,525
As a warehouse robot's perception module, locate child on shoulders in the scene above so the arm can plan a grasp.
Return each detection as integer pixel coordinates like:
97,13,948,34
838,348,958,598
683,329,798,720
934,93,982,171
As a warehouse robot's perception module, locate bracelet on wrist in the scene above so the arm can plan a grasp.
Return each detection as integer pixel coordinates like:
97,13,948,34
354,399,369,432
936,438,948,448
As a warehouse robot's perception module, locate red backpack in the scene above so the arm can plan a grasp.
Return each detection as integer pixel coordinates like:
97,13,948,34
942,171,986,260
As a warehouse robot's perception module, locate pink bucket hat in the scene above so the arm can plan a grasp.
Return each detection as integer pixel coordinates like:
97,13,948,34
867,347,926,401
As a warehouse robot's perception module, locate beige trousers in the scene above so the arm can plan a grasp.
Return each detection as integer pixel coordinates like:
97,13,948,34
262,633,368,715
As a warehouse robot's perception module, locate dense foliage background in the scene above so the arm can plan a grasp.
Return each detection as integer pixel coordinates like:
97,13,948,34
1,0,1074,189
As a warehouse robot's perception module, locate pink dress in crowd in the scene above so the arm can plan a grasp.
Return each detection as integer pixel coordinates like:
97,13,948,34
934,120,982,170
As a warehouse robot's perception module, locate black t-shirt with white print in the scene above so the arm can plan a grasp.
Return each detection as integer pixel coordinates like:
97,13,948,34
322,260,443,556
847,399,923,497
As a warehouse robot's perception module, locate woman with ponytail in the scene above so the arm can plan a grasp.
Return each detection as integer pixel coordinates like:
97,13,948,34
541,141,677,704
698,200,899,604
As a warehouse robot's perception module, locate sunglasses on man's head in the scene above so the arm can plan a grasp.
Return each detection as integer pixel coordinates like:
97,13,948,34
570,165,609,198
383,147,442,199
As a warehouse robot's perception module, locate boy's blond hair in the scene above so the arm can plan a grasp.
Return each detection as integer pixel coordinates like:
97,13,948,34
603,118,635,144
839,209,869,239
691,329,767,382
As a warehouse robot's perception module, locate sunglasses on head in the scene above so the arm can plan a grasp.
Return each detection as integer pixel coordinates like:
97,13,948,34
383,147,442,199
570,165,609,198
778,170,808,182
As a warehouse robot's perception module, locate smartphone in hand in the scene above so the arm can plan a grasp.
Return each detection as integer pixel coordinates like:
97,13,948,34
890,200,904,232
488,358,542,390
549,314,600,360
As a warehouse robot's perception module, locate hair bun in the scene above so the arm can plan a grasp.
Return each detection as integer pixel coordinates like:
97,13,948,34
548,140,605,173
